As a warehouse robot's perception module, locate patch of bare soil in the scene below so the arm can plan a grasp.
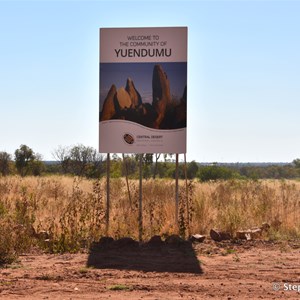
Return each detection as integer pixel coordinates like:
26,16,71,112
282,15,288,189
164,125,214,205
1,239,300,299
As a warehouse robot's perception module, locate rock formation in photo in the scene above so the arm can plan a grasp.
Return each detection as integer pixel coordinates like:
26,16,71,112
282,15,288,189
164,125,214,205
126,78,142,108
174,85,187,128
115,87,132,110
100,84,117,121
152,64,171,129
100,64,186,130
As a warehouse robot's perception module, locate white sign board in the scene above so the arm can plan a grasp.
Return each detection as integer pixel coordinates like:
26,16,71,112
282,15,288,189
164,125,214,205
99,27,187,153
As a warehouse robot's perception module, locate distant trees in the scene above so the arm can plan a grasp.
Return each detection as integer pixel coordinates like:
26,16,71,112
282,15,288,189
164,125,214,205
52,144,104,177
293,159,300,177
293,159,300,169
52,145,70,174
198,164,238,182
187,161,199,179
15,145,35,176
0,151,11,176
239,164,298,180
2,144,300,181
14,144,44,176
135,154,154,179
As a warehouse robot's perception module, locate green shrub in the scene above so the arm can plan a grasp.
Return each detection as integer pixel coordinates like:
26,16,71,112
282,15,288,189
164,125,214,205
198,165,238,182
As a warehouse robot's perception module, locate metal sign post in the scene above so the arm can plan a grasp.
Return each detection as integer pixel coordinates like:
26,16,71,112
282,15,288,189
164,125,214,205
122,154,132,208
106,153,110,236
184,153,189,235
139,154,143,241
175,153,179,228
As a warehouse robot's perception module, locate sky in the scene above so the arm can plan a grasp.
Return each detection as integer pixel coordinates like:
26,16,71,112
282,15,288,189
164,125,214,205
0,0,299,163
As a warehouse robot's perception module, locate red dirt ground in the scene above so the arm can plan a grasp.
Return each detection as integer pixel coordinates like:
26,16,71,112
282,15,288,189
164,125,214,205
1,239,300,299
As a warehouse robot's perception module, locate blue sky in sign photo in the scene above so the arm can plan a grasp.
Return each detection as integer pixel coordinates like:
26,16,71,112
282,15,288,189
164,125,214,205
100,62,187,107
0,0,299,162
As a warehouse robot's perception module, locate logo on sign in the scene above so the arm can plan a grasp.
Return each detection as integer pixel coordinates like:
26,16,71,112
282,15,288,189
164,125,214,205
123,133,135,145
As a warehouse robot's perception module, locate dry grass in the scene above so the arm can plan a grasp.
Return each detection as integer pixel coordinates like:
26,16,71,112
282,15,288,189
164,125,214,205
0,176,300,260
191,179,300,239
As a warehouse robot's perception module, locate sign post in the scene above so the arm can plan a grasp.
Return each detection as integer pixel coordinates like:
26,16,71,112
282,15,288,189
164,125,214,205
139,154,143,241
184,153,189,235
106,153,110,236
99,27,187,238
175,153,179,227
122,154,132,208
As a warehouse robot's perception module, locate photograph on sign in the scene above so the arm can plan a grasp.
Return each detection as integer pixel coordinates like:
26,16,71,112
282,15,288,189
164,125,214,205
99,27,187,153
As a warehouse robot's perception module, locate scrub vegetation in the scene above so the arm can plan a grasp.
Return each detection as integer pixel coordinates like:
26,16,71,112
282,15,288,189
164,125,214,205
1,144,300,264
1,144,300,180
1,175,300,264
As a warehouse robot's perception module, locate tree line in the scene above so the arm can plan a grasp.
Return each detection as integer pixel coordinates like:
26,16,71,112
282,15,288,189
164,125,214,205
1,144,300,181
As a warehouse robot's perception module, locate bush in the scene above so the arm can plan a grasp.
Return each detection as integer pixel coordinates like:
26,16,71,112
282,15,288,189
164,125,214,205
0,151,11,176
0,196,36,265
198,165,237,182
14,145,45,176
